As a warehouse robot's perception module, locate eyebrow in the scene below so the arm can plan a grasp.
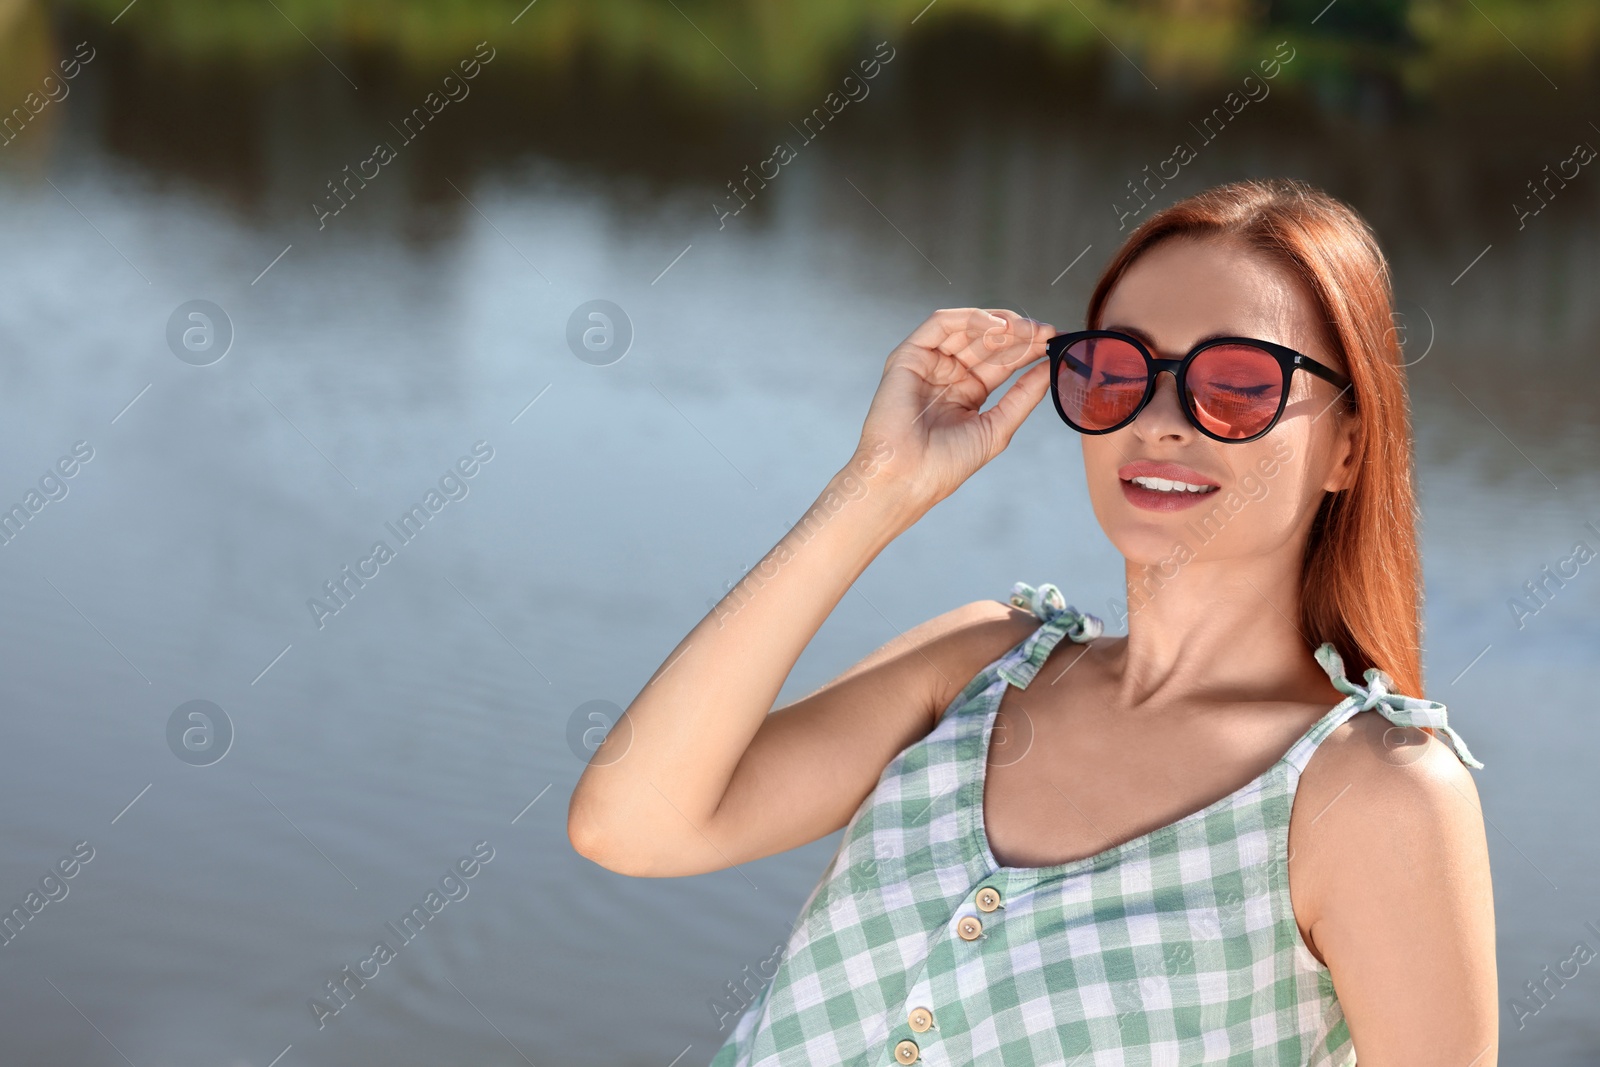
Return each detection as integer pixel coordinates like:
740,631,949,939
1100,323,1264,354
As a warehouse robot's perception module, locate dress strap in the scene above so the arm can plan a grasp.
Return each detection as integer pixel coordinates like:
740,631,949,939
1283,642,1484,771
996,581,1104,690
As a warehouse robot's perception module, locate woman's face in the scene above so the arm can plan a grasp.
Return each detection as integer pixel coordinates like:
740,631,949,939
1081,236,1359,571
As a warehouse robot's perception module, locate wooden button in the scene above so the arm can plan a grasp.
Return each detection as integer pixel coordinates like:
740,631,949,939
976,887,1001,912
908,1007,934,1033
957,915,983,941
894,1038,920,1063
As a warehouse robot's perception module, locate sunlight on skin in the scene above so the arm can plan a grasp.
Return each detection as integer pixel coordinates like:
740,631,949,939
1082,234,1358,575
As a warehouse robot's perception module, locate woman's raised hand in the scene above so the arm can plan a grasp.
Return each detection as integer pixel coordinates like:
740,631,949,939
852,307,1056,518
570,308,1056,878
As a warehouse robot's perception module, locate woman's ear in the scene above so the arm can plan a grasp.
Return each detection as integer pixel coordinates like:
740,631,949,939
1322,413,1360,493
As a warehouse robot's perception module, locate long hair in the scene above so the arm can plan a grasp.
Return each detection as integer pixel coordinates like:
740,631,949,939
1083,178,1425,697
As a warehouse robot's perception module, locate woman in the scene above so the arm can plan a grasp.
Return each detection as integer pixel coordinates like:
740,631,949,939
567,178,1497,1065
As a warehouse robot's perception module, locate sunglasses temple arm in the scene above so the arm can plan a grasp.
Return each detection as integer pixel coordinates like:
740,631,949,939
1300,358,1354,394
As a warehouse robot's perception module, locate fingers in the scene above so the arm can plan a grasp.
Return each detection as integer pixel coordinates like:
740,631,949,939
977,360,1053,457
984,308,1057,347
904,307,1001,353
963,309,1054,386
905,308,1055,379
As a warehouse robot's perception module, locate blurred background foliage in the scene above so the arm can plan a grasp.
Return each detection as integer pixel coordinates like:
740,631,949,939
2,0,1596,107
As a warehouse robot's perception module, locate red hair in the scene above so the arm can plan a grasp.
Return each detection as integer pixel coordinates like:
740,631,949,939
1084,178,1425,697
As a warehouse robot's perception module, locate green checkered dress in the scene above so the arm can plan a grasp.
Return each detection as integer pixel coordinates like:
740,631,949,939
709,581,1482,1067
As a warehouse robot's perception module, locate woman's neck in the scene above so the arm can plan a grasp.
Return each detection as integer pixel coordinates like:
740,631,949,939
1107,553,1337,710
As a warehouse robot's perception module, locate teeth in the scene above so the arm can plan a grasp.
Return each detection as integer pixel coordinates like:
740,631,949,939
1130,476,1215,493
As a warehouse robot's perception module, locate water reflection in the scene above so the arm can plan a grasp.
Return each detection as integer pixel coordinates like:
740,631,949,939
0,6,1596,1065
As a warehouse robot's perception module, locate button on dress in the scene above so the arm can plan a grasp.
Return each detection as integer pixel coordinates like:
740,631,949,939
709,581,1483,1067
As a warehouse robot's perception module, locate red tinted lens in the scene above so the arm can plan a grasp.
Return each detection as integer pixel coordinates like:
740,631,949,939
1057,337,1147,430
1186,345,1283,439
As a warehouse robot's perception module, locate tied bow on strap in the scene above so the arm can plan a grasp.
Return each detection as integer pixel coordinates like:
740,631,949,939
1007,581,1104,644
997,582,1106,689
1313,643,1485,770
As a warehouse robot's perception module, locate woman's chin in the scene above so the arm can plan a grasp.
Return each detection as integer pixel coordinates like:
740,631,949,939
1106,534,1189,569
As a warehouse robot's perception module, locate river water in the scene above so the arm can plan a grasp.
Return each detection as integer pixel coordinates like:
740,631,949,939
0,11,1596,1066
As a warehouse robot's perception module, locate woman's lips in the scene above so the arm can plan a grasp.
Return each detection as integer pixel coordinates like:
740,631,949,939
1116,459,1221,513
1119,478,1221,512
1117,460,1219,487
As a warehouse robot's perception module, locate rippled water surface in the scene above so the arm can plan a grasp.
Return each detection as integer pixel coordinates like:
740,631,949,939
1,8,1597,1065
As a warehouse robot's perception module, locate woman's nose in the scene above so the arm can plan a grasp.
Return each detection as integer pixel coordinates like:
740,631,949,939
1135,370,1191,436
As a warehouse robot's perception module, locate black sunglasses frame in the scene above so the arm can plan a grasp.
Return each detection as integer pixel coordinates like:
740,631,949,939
1044,329,1356,444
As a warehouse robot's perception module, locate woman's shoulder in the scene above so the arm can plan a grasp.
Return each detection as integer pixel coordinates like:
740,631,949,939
1290,707,1487,945
911,586,1073,724
1298,708,1482,826
906,591,1044,649
1288,708,1495,1043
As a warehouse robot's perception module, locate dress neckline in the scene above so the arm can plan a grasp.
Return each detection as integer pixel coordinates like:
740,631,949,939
970,580,1483,879
969,684,1358,880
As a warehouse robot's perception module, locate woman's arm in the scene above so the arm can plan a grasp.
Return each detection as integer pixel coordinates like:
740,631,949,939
566,307,1056,877
1291,710,1498,1064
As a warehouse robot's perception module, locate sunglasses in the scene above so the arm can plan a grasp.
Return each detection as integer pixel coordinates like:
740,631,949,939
1043,329,1355,444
